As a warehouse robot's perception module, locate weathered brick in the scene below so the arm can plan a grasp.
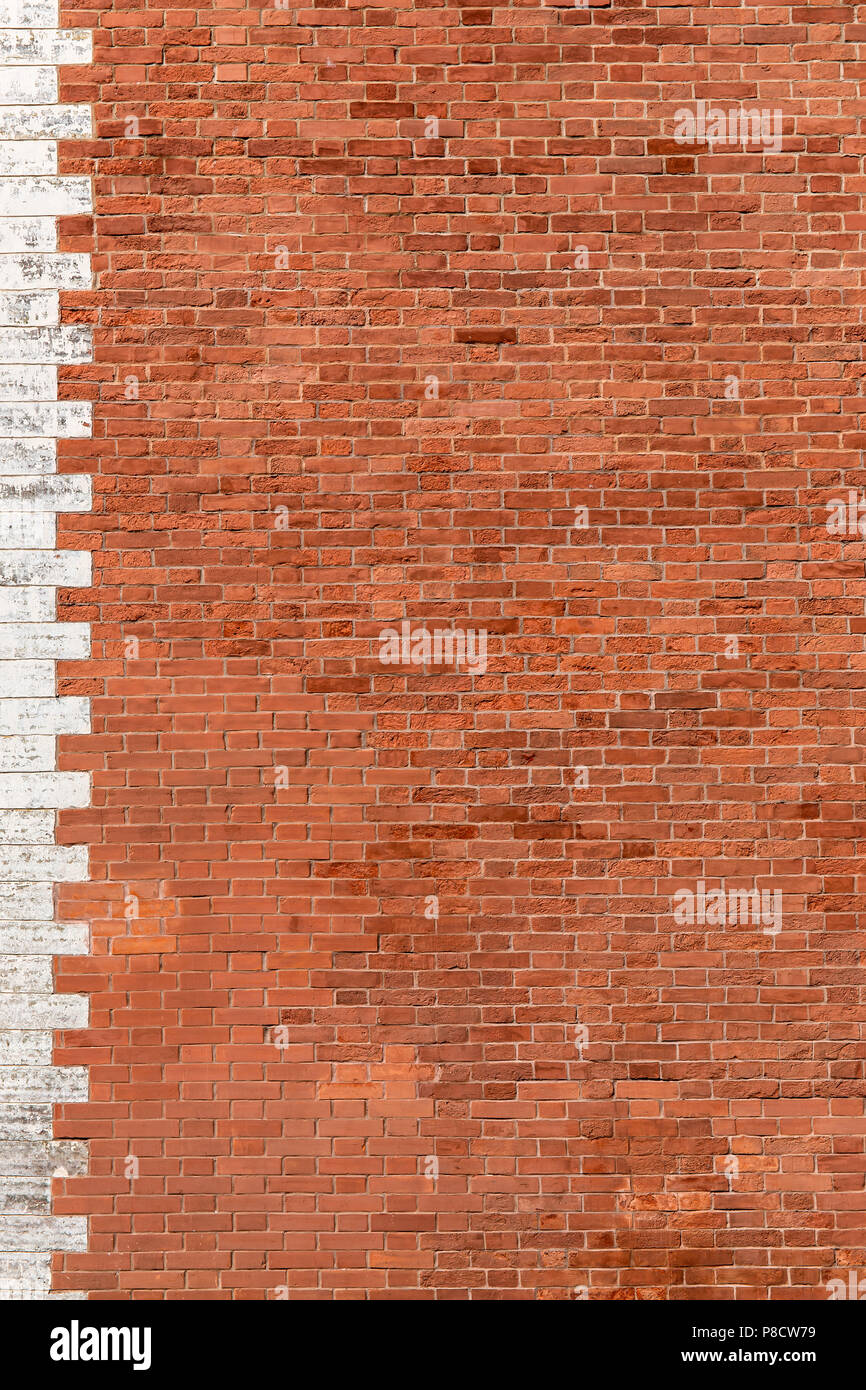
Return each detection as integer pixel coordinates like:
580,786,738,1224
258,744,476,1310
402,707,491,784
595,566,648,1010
0,0,90,1296
0,0,855,1305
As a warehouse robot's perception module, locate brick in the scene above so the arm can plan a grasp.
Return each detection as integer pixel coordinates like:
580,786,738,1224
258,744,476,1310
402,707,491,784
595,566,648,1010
0,0,91,1298
0,0,852,1307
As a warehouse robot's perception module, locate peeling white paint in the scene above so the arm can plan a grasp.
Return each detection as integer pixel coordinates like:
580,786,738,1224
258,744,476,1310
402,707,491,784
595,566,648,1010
0,0,91,1301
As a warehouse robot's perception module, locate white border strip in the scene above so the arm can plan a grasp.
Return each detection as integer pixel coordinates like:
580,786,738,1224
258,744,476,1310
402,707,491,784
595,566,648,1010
0,0,91,1301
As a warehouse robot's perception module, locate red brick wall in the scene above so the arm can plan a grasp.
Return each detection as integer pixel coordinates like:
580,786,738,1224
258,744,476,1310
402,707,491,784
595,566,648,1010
52,0,866,1298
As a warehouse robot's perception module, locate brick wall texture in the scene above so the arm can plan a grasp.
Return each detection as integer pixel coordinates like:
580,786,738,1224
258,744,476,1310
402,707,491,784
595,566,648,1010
22,0,866,1298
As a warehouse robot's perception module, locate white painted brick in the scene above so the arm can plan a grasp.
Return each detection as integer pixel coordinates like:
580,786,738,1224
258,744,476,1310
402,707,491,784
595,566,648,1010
0,1215,87,1251
0,658,53,694
0,104,89,141
0,1139,87,1176
0,1030,52,1063
0,474,91,508
0,993,87,1028
0,2,60,24
0,325,91,361
0,1174,51,1213
0,17,93,1294
0,141,56,175
0,844,87,879
0,920,87,954
0,216,54,251
0,364,56,398
0,510,53,546
0,1066,88,1102
0,955,52,989
0,808,53,841
0,881,53,919
0,254,88,289
0,550,89,584
0,403,91,436
0,733,54,770
0,585,53,620
0,176,89,216
0,1250,50,1292
0,696,88,733
0,438,55,472
0,771,88,807
21,1291,87,1301
0,622,88,658
0,289,57,325
0,67,56,106
0,31,91,65
0,1100,52,1138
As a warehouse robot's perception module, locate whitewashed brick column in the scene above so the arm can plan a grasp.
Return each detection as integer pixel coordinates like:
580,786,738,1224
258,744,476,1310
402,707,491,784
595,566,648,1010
0,0,91,1300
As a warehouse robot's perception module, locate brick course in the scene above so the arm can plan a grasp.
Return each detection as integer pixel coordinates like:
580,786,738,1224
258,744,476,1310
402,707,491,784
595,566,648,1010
43,1,866,1298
